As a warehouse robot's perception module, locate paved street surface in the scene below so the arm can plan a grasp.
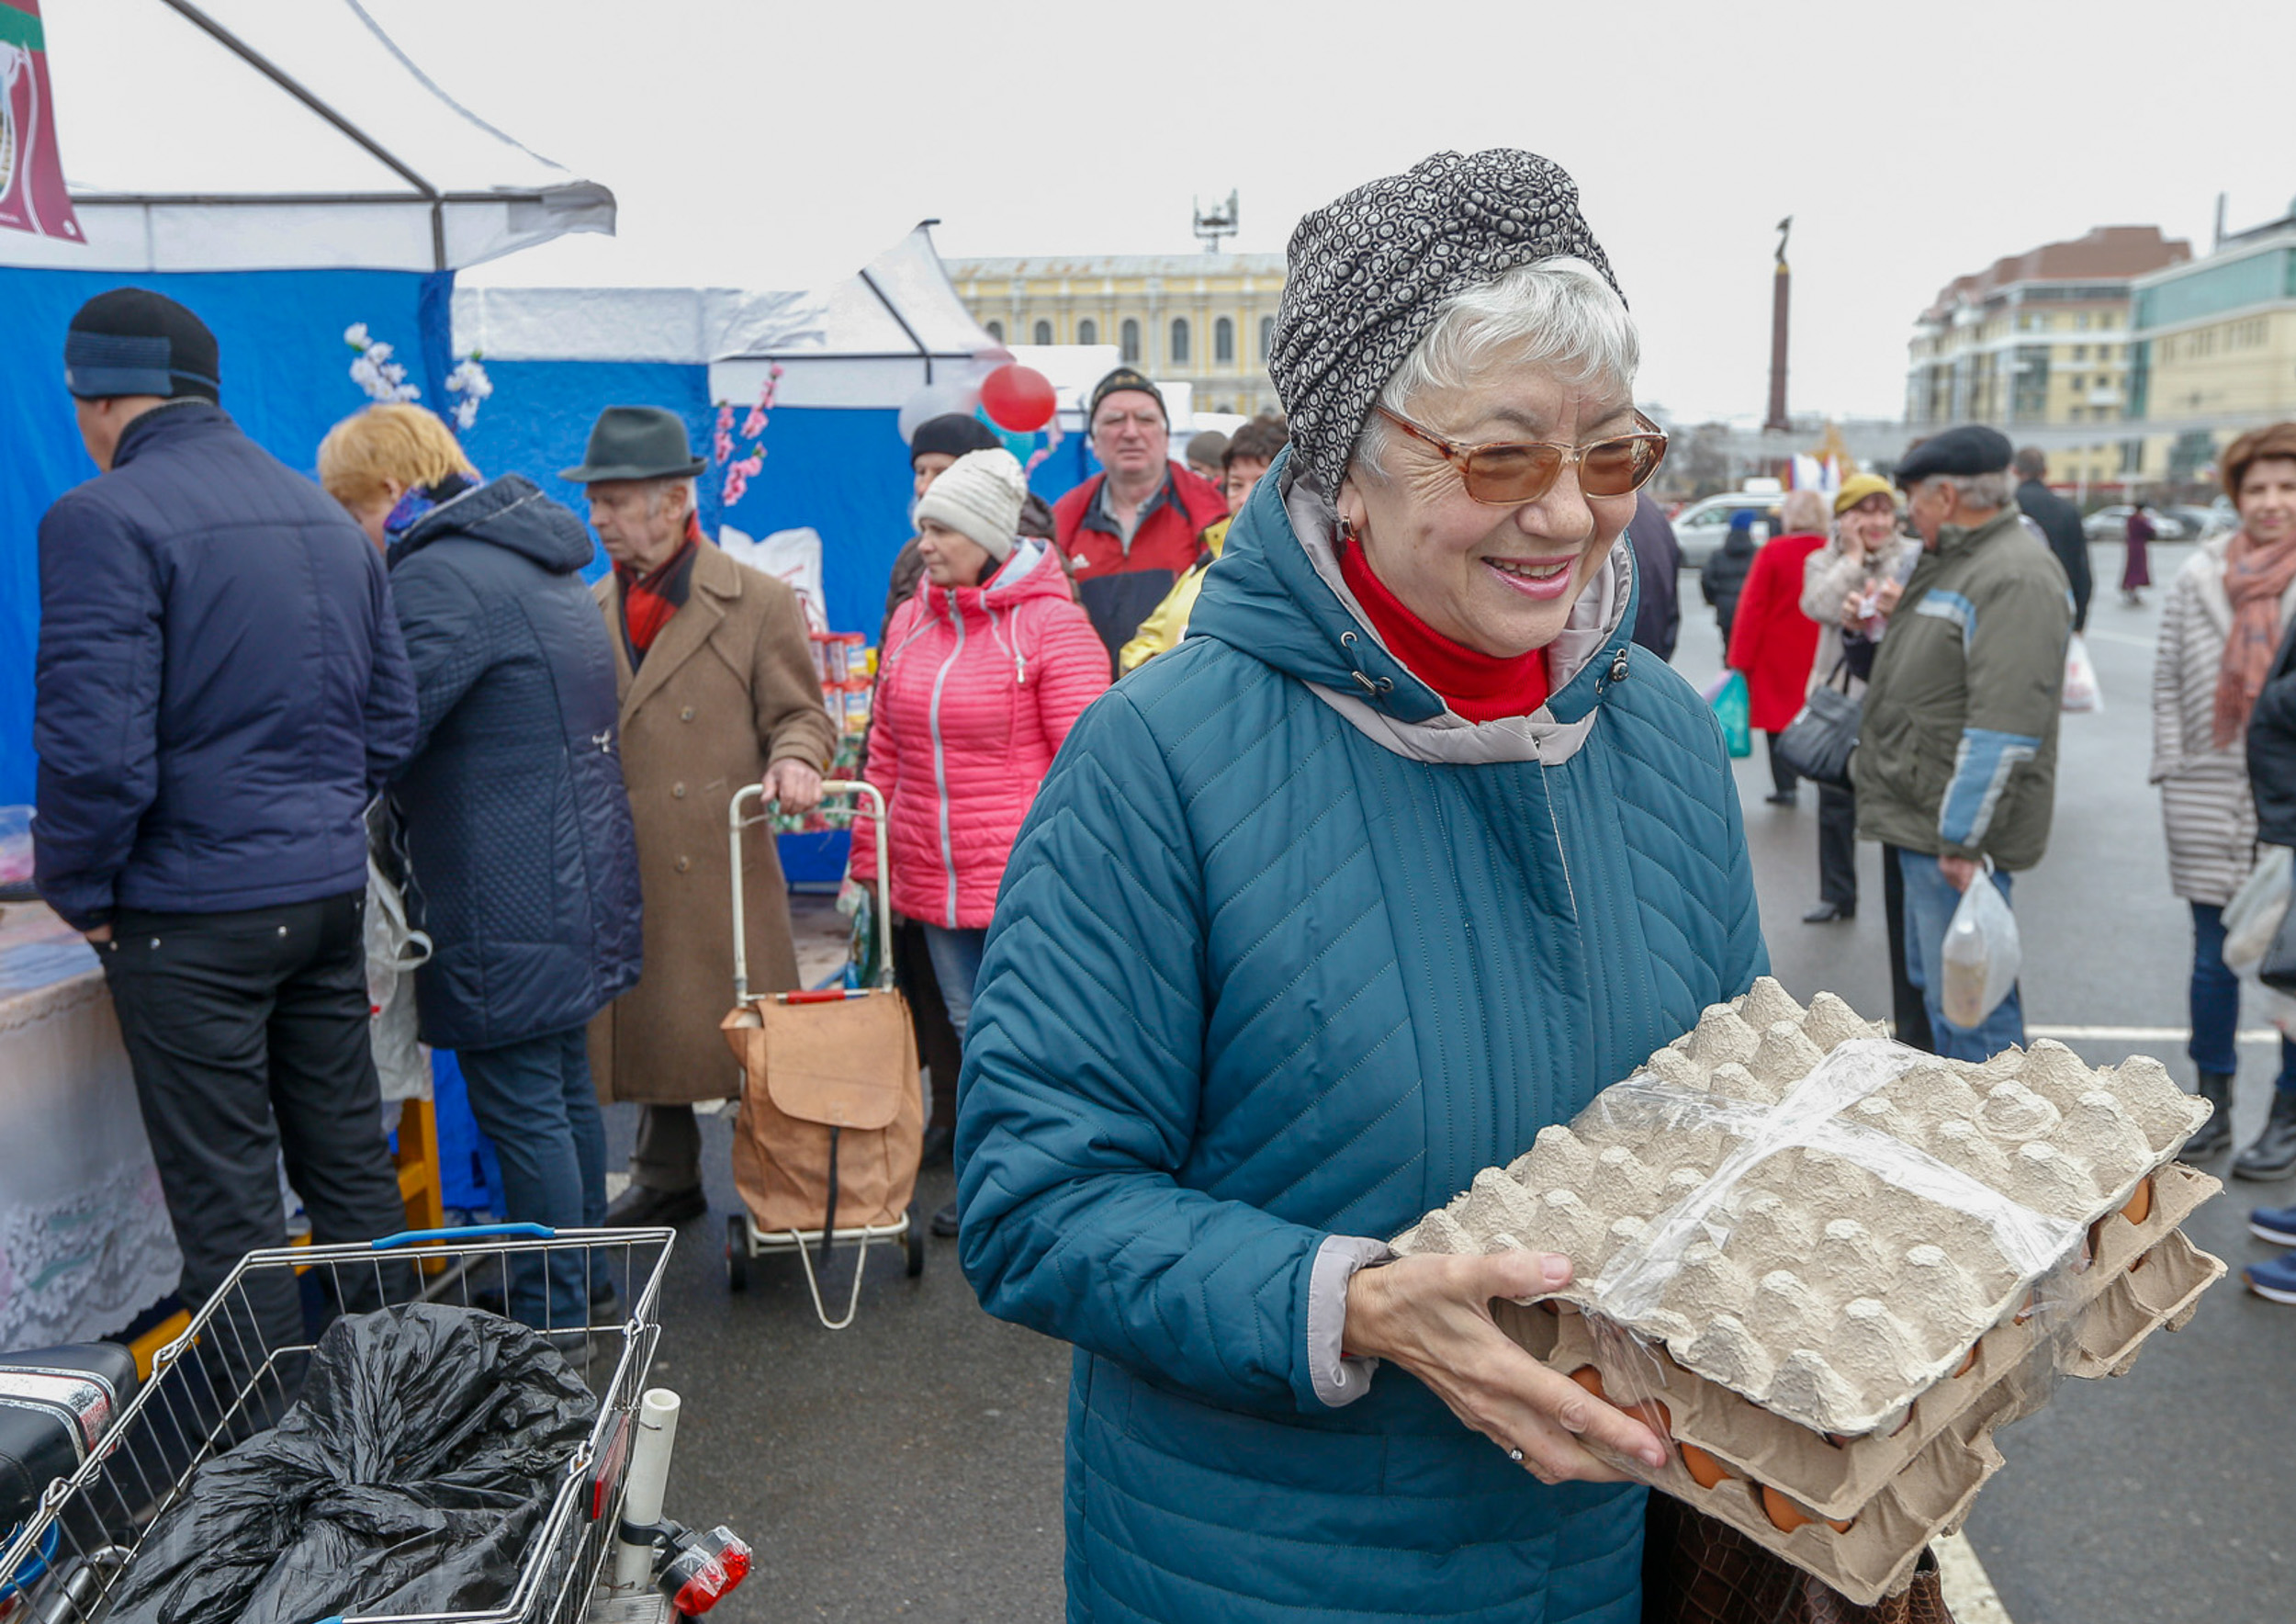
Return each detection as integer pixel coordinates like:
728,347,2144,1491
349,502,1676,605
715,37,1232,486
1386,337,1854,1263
629,542,2290,1623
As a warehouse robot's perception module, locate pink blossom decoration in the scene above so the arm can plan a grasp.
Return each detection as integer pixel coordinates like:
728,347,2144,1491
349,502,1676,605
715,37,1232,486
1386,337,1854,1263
721,449,765,507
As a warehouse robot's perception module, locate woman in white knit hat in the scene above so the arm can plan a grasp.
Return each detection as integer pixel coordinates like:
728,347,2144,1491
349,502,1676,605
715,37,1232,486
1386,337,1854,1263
849,448,1111,1234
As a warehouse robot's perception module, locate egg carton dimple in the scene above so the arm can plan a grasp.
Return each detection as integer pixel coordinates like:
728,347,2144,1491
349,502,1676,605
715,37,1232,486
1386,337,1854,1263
1395,977,2214,1436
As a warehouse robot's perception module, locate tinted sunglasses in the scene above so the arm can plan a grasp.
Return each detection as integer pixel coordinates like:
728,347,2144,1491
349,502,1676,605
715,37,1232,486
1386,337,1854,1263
1377,406,1669,505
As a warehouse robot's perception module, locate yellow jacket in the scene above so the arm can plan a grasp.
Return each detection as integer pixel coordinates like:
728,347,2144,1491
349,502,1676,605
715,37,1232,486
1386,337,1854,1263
1119,518,1228,673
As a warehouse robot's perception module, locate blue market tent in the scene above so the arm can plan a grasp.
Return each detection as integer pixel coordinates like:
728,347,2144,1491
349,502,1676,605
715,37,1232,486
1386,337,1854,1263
0,0,613,806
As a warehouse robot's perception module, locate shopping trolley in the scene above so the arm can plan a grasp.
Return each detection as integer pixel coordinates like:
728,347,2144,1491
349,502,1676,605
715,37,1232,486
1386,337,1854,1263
722,780,926,1328
0,1224,748,1623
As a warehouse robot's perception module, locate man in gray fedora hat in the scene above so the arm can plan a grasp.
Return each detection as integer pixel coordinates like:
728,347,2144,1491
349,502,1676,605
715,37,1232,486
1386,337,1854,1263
566,406,837,1225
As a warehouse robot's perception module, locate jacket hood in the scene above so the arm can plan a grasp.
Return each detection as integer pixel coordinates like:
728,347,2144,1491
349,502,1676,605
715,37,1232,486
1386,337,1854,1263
1187,445,1639,766
389,475,593,577
917,536,1071,619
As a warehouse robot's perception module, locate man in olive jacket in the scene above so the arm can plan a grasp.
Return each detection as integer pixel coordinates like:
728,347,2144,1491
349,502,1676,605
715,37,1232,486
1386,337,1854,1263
1856,425,2070,1060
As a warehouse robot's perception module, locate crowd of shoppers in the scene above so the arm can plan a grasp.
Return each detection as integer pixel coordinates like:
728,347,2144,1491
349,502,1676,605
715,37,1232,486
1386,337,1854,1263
35,192,2296,1624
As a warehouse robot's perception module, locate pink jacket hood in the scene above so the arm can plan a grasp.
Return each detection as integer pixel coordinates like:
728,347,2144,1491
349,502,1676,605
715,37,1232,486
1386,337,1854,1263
852,539,1111,929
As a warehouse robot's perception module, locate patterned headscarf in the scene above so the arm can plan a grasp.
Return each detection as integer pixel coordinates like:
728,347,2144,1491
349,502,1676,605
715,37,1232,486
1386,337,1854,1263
1269,150,1622,491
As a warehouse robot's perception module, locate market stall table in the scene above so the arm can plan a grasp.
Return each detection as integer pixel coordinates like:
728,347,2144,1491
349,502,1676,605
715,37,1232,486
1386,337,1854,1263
0,902,179,1349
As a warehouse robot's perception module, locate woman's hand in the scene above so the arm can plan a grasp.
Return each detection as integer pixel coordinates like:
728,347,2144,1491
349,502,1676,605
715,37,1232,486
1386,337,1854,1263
1344,1250,1668,1484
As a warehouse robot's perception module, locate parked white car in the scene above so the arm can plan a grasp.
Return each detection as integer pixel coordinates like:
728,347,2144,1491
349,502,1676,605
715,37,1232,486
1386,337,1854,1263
1671,492,1784,569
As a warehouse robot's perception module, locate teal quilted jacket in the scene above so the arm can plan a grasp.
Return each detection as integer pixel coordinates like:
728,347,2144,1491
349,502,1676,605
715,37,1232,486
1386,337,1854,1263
958,454,1769,1623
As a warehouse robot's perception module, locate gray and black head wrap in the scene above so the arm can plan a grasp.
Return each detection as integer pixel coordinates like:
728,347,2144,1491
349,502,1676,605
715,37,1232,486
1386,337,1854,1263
1269,150,1623,491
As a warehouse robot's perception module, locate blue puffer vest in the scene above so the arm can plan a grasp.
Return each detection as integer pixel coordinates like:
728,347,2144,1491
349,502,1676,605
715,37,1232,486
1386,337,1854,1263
958,452,1768,1623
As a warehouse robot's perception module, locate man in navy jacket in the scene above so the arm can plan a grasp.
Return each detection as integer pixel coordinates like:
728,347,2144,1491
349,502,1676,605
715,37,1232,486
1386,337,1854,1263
34,289,417,1359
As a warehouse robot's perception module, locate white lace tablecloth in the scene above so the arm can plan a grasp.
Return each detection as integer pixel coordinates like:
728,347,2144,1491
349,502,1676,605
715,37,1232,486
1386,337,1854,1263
0,906,181,1348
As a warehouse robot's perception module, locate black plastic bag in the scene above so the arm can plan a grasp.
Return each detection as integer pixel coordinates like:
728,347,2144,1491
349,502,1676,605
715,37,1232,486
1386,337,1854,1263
107,1304,596,1624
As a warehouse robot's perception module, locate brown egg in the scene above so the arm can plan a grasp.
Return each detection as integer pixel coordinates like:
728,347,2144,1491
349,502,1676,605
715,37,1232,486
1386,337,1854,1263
1953,1342,1982,1378
2122,1177,2154,1225
1760,1483,1853,1536
1680,1443,1730,1490
1568,1365,1673,1453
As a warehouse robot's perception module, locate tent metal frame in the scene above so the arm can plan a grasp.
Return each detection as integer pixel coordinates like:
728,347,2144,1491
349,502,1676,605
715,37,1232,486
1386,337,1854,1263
68,0,571,271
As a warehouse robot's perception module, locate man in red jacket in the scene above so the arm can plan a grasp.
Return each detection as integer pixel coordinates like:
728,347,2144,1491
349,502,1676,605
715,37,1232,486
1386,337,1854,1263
1052,367,1229,672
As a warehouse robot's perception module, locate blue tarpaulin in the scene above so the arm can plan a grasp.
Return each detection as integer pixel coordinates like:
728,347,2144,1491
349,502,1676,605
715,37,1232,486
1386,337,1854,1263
454,357,719,586
0,265,452,805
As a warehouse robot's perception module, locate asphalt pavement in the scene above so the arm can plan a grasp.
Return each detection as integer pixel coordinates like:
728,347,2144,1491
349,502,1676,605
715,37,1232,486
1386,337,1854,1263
630,540,2290,1623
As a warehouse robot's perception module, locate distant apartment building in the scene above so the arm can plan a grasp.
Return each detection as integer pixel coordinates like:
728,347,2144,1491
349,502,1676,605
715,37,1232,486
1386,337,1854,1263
947,253,1287,417
2125,201,2296,482
1905,226,2190,485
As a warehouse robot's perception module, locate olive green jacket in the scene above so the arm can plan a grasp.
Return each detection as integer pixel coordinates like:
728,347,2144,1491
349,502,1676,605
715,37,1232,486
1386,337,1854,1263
1853,506,2072,871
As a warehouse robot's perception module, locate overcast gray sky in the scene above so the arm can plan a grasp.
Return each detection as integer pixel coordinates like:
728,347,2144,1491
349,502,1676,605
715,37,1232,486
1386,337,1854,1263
54,0,2296,423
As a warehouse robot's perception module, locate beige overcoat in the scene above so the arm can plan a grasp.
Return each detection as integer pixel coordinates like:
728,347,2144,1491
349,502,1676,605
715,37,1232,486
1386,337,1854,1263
588,541,837,1103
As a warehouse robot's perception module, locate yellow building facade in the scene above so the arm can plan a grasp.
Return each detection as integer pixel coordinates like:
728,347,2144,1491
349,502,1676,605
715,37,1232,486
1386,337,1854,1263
947,253,1287,417
1905,226,2189,486
2126,213,2296,483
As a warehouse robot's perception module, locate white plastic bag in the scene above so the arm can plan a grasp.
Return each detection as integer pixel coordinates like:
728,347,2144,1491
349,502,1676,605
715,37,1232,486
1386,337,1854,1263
365,852,433,1103
2223,844,2293,973
2061,634,2102,713
1940,860,2021,1029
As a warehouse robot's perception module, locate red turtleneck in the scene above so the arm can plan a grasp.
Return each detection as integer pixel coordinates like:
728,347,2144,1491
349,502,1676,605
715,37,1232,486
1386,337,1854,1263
1338,538,1550,722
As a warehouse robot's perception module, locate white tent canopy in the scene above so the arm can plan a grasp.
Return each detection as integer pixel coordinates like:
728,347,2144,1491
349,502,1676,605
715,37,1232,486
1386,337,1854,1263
711,226,1002,409
4,0,612,272
452,287,824,367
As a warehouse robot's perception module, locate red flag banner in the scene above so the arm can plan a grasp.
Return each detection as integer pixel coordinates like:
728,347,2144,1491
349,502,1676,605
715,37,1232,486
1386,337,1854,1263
0,1,84,244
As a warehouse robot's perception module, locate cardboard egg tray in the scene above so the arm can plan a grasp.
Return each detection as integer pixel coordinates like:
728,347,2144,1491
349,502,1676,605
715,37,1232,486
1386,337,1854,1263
1491,1210,2222,1605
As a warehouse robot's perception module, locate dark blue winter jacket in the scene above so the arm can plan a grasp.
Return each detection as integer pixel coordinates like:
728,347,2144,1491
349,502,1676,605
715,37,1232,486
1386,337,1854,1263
385,476,642,1052
34,401,416,930
958,453,1767,1623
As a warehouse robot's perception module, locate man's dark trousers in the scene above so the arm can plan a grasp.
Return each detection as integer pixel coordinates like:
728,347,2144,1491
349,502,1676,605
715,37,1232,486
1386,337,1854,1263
100,891,411,1362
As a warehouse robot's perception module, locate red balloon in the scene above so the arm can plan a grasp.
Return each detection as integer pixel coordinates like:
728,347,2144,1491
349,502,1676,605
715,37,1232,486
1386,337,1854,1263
979,364,1057,433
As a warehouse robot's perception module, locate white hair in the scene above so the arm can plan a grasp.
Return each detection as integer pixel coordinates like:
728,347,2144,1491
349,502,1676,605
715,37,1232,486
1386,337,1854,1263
1919,470,2013,512
1780,489,1830,534
643,477,699,516
1351,257,1639,479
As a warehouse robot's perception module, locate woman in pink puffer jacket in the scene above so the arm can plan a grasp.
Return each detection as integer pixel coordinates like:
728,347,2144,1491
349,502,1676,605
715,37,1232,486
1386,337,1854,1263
851,450,1109,1107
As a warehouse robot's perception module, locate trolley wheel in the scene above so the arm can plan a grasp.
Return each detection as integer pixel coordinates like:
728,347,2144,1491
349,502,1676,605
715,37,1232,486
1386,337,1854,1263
905,1201,928,1278
726,1213,748,1292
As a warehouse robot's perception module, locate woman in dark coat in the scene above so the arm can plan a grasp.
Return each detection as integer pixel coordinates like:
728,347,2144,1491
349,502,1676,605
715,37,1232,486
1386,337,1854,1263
2124,502,2156,604
322,404,642,1330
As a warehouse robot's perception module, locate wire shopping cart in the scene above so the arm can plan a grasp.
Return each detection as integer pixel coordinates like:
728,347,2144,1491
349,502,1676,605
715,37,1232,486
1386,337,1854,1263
0,1224,713,1624
722,780,927,1328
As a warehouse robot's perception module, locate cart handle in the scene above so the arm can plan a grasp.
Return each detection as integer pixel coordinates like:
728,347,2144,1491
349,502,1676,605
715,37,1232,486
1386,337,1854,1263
730,778,893,1000
372,1223,556,1249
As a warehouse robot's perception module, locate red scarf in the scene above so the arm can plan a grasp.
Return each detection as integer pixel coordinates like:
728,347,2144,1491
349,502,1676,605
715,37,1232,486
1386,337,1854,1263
616,513,703,655
1337,537,1550,722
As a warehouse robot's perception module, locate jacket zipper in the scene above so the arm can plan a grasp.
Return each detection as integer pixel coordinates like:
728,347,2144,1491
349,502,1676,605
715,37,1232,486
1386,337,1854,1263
927,599,966,929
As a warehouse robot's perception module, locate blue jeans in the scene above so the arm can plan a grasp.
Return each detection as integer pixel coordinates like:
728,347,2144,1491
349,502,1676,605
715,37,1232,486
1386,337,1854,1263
1897,850,2024,1061
923,926,988,1043
2189,902,2296,1086
456,1025,607,1329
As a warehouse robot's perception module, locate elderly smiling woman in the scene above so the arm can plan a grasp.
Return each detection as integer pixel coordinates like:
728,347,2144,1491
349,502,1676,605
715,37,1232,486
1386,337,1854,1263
957,152,1767,1624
